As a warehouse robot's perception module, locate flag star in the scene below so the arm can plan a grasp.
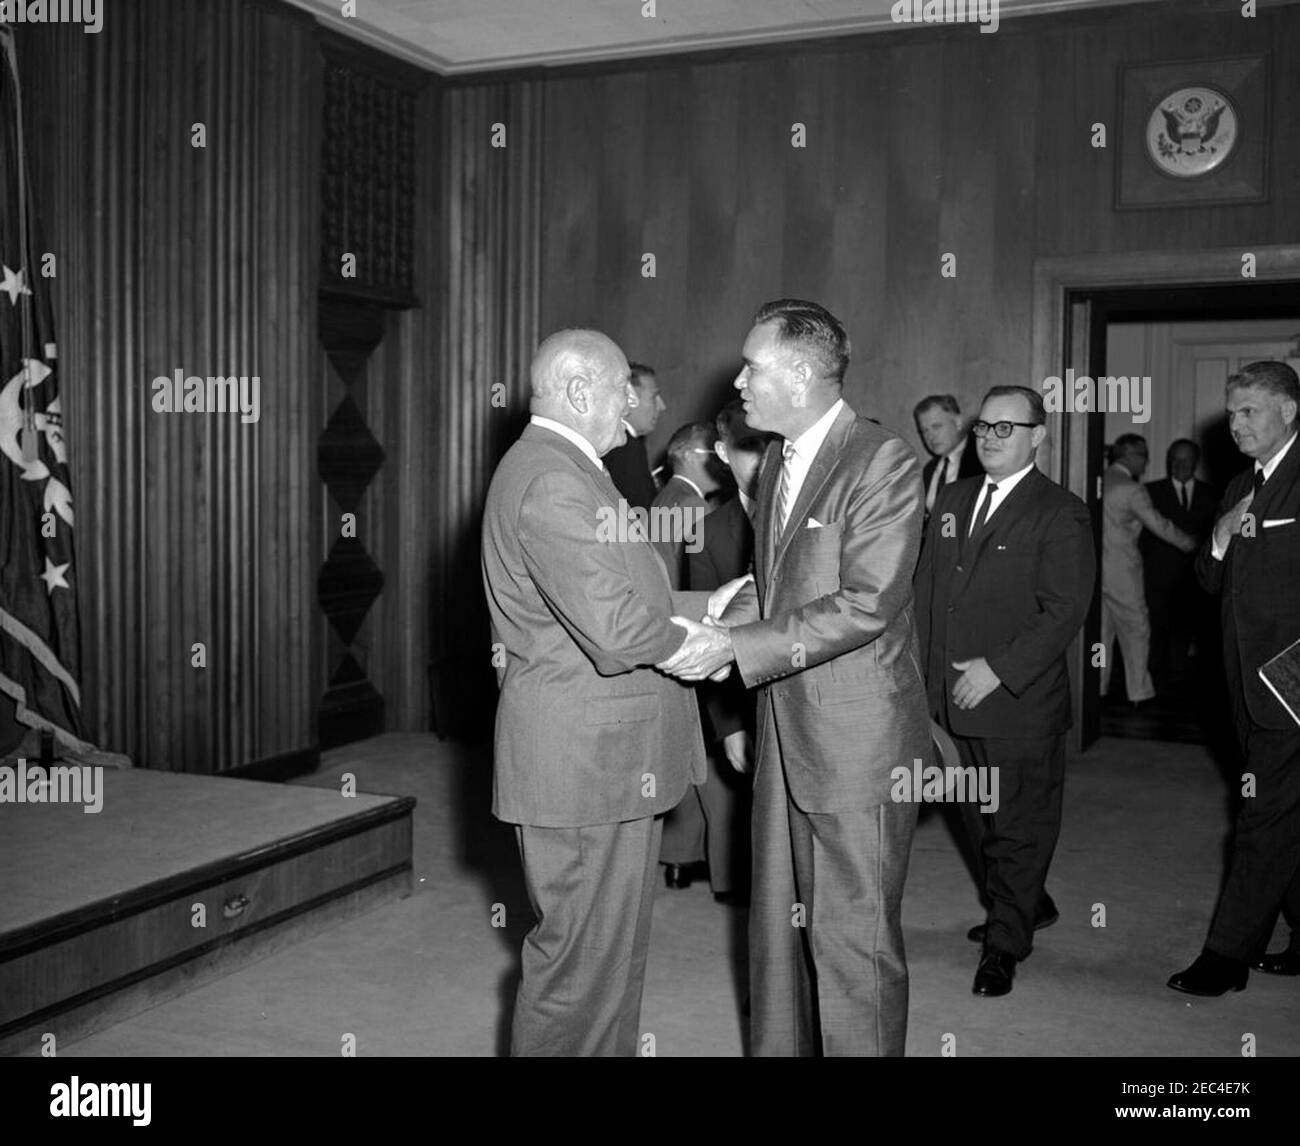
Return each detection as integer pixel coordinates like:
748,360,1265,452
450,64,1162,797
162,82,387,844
1,265,31,306
40,558,71,595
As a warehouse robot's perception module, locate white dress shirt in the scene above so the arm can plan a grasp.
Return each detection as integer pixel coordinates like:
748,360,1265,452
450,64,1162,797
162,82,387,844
530,414,603,472
1173,476,1194,511
968,462,1036,534
926,436,969,512
778,398,845,529
1211,430,1297,560
667,474,704,500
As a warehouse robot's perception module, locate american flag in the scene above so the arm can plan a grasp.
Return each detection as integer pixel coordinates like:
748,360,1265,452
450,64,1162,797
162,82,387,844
0,26,91,755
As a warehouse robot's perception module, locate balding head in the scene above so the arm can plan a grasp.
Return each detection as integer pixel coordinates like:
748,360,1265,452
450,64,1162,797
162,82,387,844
529,329,632,457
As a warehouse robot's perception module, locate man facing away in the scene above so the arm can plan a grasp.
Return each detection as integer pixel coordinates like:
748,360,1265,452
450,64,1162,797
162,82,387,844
661,401,764,899
1170,361,1300,995
657,298,931,1056
914,386,1094,998
1100,434,1196,704
480,329,706,1055
1141,439,1218,691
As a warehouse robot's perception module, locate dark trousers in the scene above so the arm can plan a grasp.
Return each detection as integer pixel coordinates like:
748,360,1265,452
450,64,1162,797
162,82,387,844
511,815,662,1056
954,733,1066,960
1206,714,1300,961
749,746,916,1057
660,750,751,894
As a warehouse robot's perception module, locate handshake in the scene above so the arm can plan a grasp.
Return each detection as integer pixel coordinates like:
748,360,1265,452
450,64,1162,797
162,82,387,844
655,574,754,683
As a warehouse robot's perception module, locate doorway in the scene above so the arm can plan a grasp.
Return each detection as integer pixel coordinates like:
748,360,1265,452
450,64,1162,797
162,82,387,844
1031,245,1300,750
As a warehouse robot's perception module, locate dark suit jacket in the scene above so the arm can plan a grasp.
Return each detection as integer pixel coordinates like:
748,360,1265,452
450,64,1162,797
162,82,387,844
481,424,707,826
687,494,754,744
1141,477,1218,594
650,476,710,591
921,433,984,499
914,467,1095,738
721,404,930,812
1196,436,1300,731
603,433,658,511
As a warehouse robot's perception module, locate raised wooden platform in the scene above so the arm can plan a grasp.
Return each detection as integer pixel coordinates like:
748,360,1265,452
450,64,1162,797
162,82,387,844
0,768,414,1055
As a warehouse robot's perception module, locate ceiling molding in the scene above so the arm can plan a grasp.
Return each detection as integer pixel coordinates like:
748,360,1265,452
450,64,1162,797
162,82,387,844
278,0,1293,77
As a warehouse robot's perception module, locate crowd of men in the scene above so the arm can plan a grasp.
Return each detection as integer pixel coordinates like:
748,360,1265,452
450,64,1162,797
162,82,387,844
480,298,1300,1056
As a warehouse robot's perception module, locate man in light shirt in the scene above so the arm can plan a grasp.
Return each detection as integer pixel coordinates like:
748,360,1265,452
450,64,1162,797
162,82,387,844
1100,434,1196,704
1171,360,1300,996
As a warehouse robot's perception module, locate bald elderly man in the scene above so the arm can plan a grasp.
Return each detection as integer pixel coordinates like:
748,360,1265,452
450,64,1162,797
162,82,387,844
481,329,716,1056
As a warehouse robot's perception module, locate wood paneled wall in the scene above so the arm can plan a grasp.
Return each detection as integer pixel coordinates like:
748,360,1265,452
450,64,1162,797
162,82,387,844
516,1,1300,464
20,1,323,771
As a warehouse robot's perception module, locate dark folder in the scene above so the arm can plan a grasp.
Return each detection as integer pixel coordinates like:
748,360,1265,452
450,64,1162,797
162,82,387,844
1259,638,1300,728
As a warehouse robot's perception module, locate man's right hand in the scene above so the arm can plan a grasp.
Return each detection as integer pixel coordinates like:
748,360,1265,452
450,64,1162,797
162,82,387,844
1213,492,1255,553
722,730,753,775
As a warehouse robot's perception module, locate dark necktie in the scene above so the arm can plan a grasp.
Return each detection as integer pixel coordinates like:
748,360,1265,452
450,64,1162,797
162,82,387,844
970,482,999,538
1180,482,1189,511
1253,468,1265,494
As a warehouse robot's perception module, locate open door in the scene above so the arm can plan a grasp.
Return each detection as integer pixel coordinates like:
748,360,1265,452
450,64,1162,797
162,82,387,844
1062,295,1106,751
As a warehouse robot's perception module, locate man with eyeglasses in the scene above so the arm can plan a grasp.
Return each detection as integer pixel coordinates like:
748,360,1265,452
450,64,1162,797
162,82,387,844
914,385,1094,998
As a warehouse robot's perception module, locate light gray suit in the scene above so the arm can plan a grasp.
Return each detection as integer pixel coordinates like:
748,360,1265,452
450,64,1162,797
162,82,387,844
482,423,707,1055
723,403,930,1056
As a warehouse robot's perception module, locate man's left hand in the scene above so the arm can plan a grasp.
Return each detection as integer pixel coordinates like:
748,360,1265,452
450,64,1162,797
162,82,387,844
951,657,1001,710
658,616,735,681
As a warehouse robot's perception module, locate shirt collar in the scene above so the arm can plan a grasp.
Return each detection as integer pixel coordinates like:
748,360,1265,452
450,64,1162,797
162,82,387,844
620,417,640,439
1258,431,1298,482
947,436,968,462
530,414,603,471
737,489,756,520
786,398,846,463
670,474,704,499
982,461,1036,497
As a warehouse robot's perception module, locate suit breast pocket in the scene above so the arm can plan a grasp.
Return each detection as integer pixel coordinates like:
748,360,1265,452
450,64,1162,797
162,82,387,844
788,520,843,581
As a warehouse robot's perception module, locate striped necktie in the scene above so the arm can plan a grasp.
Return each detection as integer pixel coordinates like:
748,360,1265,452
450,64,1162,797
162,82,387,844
775,441,797,533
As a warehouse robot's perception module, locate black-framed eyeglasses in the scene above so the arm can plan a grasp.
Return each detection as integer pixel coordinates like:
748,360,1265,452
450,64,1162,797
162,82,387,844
972,420,1037,439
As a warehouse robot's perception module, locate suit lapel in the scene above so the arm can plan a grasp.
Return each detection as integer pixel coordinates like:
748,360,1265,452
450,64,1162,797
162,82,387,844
755,440,783,584
960,468,1042,574
771,405,855,573
1249,435,1300,521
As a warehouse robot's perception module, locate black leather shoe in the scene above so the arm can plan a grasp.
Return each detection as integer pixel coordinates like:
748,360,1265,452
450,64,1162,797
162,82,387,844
1252,949,1300,976
664,864,692,889
973,949,1016,997
967,906,1060,944
1168,951,1248,996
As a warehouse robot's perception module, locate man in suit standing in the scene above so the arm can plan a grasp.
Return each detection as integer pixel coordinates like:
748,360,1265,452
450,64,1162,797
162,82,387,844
649,422,719,591
1170,360,1300,995
481,329,708,1055
1100,435,1196,704
661,401,763,898
914,386,1094,997
603,361,664,510
914,394,984,525
659,299,931,1056
1142,439,1218,690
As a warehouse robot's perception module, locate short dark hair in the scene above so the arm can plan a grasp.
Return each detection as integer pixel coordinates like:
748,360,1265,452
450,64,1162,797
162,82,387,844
1167,438,1200,462
982,385,1046,426
714,398,761,449
666,421,715,465
1113,433,1148,457
628,362,655,388
914,394,961,419
1227,360,1300,418
753,298,851,387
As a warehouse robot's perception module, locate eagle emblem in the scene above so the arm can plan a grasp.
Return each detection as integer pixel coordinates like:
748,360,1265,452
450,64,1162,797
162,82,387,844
1145,86,1238,178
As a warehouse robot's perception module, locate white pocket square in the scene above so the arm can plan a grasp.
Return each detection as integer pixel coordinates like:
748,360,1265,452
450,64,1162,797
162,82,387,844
1263,518,1297,528
806,517,824,529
